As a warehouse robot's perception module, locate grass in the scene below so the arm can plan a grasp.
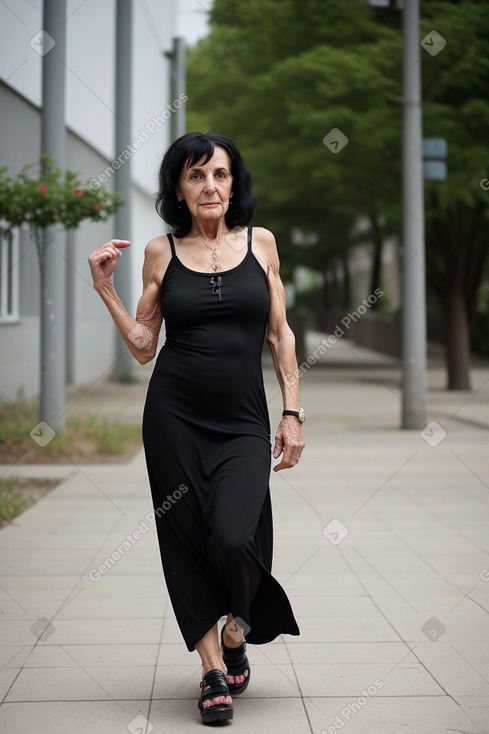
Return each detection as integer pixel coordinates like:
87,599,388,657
0,401,142,463
0,478,34,524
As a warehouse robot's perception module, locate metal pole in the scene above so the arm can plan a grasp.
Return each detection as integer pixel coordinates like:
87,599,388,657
167,37,186,143
40,0,67,434
113,0,134,380
401,0,427,428
174,37,186,138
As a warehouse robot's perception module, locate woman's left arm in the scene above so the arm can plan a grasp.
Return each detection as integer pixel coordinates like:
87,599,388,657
255,228,305,472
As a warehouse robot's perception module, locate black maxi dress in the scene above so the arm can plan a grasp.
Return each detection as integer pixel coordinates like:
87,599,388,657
142,227,300,651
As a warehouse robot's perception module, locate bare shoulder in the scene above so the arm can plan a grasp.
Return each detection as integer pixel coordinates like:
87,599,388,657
142,234,172,285
145,234,172,259
252,227,279,275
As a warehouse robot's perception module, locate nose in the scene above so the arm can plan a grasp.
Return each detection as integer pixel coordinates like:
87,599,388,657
203,172,216,194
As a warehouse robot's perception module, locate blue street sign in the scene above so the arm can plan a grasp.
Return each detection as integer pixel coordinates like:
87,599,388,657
423,138,447,181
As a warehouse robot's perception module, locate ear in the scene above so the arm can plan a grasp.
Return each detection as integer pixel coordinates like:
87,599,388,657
175,186,183,201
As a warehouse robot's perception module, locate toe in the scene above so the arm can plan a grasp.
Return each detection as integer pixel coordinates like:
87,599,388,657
202,694,232,709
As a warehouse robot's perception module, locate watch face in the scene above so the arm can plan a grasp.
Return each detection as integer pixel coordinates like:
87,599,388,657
298,407,305,424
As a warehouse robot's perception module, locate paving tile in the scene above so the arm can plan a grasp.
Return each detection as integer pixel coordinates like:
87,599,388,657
1,365,488,732
20,643,160,668
0,668,20,700
304,695,480,734
286,615,400,643
294,661,443,697
425,663,489,696
0,701,152,734
5,664,155,702
28,618,163,646
149,697,311,733
285,641,417,665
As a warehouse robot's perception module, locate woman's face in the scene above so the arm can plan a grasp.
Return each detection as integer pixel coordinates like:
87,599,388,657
176,146,233,228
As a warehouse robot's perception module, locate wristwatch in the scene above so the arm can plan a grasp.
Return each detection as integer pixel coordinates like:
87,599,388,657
282,408,306,424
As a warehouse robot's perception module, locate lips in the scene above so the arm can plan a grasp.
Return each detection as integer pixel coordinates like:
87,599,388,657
201,202,220,207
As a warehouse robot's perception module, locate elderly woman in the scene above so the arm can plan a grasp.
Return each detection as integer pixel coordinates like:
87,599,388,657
88,131,305,724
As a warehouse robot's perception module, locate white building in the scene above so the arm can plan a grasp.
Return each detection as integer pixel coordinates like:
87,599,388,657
0,0,208,402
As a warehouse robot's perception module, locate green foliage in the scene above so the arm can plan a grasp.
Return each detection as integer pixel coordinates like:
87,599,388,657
0,154,123,233
0,401,141,459
187,0,489,365
0,479,33,524
187,0,403,281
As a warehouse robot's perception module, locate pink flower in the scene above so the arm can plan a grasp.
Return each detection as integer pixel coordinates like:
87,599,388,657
74,189,83,197
94,203,101,211
39,184,48,193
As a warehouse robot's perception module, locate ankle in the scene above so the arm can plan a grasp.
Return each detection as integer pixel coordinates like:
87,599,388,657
222,630,244,649
201,656,226,678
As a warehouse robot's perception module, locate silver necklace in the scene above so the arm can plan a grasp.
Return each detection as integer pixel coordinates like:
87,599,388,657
199,231,223,271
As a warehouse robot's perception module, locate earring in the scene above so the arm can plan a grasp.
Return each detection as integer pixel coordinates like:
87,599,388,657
229,198,233,206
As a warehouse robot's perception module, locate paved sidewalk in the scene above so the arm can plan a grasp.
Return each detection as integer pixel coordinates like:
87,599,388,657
1,335,489,733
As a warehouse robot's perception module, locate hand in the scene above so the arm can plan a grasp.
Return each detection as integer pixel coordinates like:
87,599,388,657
272,416,304,471
88,239,131,290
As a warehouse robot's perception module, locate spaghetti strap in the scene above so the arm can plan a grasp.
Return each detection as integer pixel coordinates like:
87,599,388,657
167,232,176,257
247,226,252,252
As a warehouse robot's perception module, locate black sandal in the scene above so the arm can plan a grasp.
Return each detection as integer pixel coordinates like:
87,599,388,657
221,626,251,695
198,668,233,724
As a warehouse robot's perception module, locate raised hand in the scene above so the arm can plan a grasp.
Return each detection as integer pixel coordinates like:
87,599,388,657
88,239,131,290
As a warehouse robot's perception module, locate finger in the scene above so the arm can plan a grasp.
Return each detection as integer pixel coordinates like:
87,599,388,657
273,458,294,472
112,239,131,249
280,442,293,466
273,455,300,472
272,434,283,459
96,245,123,262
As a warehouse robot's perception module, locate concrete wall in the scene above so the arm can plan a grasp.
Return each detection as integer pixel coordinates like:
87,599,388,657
0,83,158,401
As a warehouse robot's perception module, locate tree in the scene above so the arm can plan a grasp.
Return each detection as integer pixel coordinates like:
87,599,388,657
421,1,489,389
0,155,122,425
186,0,489,389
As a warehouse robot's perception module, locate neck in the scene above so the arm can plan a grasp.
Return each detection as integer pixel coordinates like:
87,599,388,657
191,219,227,242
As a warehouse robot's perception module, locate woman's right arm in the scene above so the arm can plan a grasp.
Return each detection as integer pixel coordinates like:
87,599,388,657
88,237,168,365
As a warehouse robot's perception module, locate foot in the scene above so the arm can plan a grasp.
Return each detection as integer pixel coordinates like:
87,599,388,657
200,666,232,710
222,628,249,688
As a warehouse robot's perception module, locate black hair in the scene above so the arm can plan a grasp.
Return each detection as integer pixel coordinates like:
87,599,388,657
155,131,256,238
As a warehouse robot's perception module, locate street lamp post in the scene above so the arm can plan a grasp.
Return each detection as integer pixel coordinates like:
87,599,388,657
40,0,67,433
400,0,427,428
367,0,427,429
113,0,134,381
165,37,186,143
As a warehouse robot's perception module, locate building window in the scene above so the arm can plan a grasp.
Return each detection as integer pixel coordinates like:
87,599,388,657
0,227,19,322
